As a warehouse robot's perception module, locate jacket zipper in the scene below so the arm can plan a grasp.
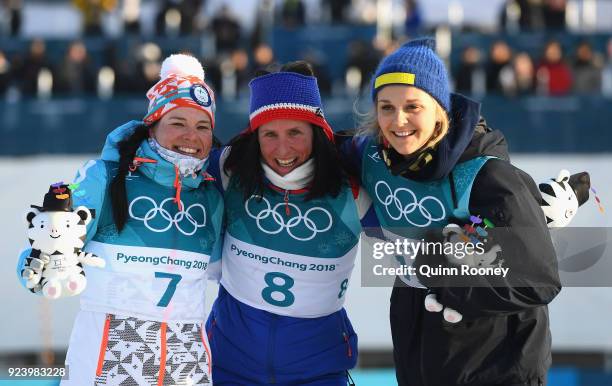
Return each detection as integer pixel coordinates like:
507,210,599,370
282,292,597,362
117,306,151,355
343,332,353,358
96,314,112,376
338,313,352,358
207,318,216,341
284,190,290,215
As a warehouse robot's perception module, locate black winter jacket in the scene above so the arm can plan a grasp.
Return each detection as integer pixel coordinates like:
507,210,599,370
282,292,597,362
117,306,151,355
335,93,561,386
388,95,561,386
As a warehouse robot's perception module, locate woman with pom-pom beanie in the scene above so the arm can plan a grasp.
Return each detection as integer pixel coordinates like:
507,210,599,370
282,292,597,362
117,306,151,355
16,53,223,385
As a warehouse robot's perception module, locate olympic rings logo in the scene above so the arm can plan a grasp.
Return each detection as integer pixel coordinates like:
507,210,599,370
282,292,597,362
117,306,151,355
374,181,446,227
244,195,333,241
129,196,207,236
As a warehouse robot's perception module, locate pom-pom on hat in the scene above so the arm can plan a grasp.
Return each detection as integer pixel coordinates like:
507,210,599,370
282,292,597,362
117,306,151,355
143,54,216,127
247,72,334,141
371,38,450,114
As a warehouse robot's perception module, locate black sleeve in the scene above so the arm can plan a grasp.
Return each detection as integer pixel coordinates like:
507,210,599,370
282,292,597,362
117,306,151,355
419,159,561,318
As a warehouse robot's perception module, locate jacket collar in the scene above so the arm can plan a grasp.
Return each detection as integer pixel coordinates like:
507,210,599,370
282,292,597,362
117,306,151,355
135,139,205,189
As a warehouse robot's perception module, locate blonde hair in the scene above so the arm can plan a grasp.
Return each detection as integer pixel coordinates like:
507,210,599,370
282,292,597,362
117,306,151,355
356,95,450,152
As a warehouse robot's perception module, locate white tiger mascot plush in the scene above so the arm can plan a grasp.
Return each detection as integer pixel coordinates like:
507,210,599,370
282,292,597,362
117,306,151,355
21,184,105,299
539,170,590,227
424,169,590,323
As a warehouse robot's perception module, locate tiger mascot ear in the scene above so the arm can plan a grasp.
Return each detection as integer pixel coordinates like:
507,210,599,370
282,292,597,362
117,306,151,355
74,206,93,226
539,170,590,228
25,208,40,227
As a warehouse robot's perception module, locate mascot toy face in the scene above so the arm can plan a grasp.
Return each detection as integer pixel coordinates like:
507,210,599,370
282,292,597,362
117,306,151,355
26,207,92,256
539,170,590,228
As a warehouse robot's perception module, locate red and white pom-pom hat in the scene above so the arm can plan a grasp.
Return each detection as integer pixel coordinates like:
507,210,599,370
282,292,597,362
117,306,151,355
143,54,216,128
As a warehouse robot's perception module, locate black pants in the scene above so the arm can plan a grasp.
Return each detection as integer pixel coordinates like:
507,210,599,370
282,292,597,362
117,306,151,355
390,284,427,386
389,285,548,386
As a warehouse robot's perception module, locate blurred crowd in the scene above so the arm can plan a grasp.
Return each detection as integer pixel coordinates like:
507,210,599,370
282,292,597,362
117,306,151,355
0,0,611,100
455,38,612,97
499,0,570,32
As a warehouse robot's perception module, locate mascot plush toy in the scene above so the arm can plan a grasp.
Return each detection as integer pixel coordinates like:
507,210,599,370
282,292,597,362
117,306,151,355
540,170,590,227
424,170,590,323
21,184,105,299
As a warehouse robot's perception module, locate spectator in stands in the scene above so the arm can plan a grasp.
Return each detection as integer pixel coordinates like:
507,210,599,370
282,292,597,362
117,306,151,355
404,0,423,38
179,0,205,35
2,0,22,36
536,40,572,95
499,0,543,31
139,60,162,91
323,0,350,23
53,41,97,95
155,0,204,36
509,51,536,96
572,41,602,95
454,45,484,95
121,0,141,34
155,0,180,35
211,4,241,54
0,50,10,95
542,0,566,30
280,0,306,28
252,43,278,73
486,40,513,94
250,0,273,49
126,42,163,94
14,39,52,96
72,0,117,36
232,49,250,86
345,39,382,91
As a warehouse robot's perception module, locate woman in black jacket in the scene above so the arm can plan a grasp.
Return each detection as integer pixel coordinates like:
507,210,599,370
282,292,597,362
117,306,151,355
343,38,561,386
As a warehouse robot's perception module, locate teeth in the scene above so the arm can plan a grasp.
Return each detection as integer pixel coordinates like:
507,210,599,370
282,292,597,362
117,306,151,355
178,147,198,154
394,131,415,137
276,158,297,167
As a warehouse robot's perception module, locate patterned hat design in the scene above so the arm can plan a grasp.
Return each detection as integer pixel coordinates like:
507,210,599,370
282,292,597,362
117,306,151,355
143,54,216,127
248,72,334,141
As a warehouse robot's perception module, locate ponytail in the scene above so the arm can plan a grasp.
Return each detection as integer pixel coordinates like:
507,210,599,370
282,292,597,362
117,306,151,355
110,125,150,231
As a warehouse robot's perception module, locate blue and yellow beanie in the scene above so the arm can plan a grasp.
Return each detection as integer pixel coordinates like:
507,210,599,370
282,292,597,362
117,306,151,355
371,38,450,114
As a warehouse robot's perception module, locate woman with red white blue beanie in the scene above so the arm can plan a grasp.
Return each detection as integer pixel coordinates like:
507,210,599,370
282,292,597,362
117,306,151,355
205,61,374,385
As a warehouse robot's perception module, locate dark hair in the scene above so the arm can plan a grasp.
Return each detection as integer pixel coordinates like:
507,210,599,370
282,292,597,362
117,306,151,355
224,125,346,201
224,60,346,200
110,124,149,231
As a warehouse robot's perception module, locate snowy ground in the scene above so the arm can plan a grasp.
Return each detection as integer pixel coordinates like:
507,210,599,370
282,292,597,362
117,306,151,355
0,154,610,353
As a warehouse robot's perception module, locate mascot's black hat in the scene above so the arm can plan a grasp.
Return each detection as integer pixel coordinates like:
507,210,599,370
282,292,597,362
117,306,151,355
31,184,73,212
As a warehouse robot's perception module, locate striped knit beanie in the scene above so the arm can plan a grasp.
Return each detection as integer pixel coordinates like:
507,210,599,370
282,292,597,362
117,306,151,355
248,72,334,141
143,54,216,127
372,38,450,114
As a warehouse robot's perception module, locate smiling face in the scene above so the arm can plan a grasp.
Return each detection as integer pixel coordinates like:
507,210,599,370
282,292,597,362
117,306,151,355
257,119,313,176
376,85,442,156
150,107,213,159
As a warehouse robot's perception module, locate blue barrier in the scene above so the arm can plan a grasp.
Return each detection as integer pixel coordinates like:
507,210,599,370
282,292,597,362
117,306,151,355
0,95,610,155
